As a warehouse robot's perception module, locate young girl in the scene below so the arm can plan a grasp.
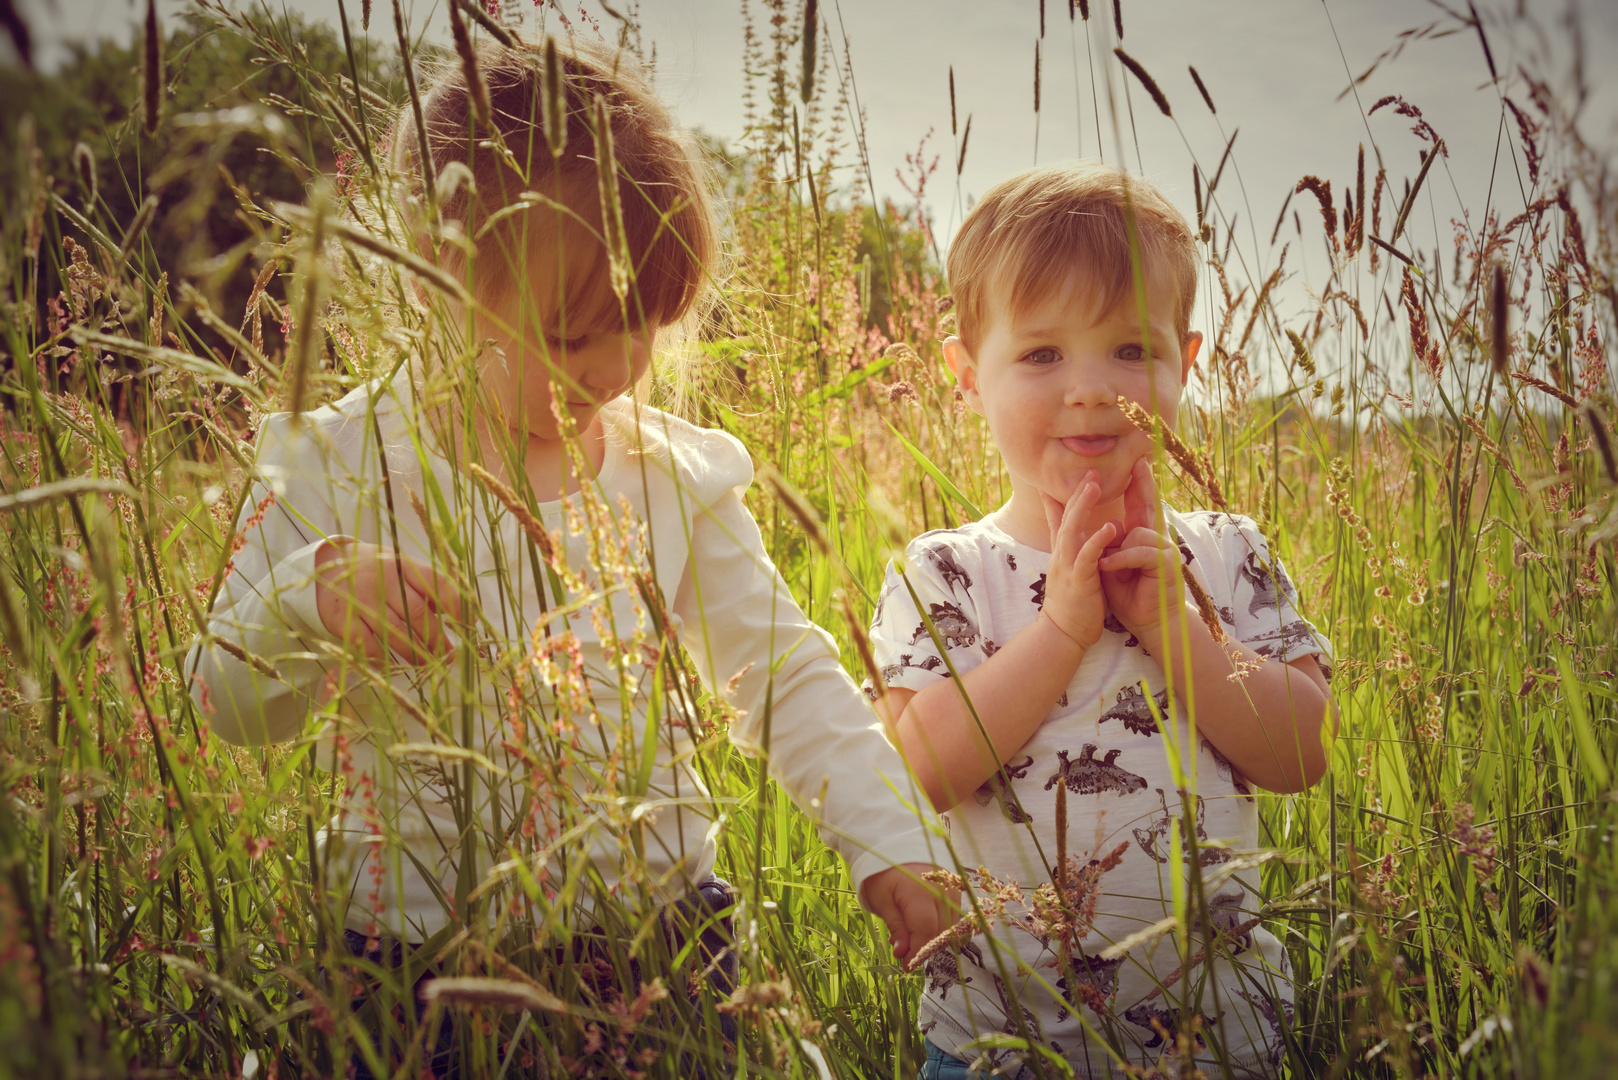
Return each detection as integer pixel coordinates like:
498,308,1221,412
189,35,946,1072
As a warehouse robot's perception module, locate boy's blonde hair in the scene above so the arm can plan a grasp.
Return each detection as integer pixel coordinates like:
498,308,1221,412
395,37,717,333
947,162,1198,354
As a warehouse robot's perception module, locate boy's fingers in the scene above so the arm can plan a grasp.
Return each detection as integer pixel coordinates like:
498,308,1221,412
1041,492,1066,551
1077,521,1116,573
1099,540,1178,573
1124,458,1159,534
1057,474,1100,560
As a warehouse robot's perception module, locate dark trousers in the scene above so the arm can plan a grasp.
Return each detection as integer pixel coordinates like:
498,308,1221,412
344,876,739,1079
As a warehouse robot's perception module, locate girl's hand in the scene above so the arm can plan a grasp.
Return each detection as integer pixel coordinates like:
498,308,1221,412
314,539,464,664
1038,471,1117,652
1099,459,1186,640
862,862,958,967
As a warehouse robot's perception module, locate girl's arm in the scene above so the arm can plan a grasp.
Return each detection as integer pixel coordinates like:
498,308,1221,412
671,482,945,895
187,414,344,746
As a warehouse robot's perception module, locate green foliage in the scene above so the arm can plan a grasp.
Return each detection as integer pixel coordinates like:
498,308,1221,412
2,0,1617,1078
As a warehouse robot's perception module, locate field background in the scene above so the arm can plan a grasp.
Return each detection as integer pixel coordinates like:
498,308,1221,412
2,0,1617,1077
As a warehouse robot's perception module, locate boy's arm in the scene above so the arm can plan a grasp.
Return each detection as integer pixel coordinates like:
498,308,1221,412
1100,462,1333,792
1133,604,1332,792
886,613,1087,812
886,475,1117,812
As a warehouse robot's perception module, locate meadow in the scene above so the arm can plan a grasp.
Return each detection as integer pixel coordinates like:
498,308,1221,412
1,0,1616,1077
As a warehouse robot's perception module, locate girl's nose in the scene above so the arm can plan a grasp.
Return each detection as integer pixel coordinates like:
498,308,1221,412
579,335,636,398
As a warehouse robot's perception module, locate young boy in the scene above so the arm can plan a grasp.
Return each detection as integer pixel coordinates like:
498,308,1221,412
870,163,1333,1078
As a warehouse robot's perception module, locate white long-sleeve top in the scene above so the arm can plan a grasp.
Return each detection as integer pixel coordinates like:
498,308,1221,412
188,376,940,939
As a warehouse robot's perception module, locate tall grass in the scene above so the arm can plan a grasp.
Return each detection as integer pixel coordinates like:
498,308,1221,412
1,1,1615,1077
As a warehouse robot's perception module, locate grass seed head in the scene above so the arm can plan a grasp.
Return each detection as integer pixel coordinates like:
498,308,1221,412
1114,49,1170,118
142,0,162,136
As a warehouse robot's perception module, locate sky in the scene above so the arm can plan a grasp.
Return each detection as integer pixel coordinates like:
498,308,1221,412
14,0,1618,353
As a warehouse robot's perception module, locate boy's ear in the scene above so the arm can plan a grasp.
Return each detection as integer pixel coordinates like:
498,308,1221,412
1181,331,1203,386
943,336,982,412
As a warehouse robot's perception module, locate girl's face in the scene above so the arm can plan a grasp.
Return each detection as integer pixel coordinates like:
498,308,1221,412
475,318,654,442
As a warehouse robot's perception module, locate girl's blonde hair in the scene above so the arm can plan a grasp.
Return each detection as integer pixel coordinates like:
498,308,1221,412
947,162,1198,354
394,36,718,335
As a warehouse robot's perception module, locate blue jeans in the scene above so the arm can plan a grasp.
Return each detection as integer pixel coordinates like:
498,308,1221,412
920,1038,991,1080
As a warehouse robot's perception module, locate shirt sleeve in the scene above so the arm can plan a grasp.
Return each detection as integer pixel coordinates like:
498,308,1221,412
670,439,944,905
866,536,986,696
185,414,348,745
1222,516,1334,681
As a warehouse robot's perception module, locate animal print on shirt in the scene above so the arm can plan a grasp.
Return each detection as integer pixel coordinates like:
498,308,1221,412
1235,549,1298,616
1030,573,1046,610
910,601,978,648
1045,745,1148,797
1104,612,1142,649
1099,683,1171,736
923,544,974,596
925,939,984,1002
975,756,1036,823
1058,951,1126,1010
1131,788,1234,867
1123,1000,1217,1052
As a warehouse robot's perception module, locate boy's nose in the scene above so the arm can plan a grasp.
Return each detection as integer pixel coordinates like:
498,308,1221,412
1063,366,1115,409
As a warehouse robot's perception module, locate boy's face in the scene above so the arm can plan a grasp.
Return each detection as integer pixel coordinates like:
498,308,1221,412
945,269,1200,510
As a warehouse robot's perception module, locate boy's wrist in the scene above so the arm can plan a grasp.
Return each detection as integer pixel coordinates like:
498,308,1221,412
1128,601,1202,653
1035,610,1090,663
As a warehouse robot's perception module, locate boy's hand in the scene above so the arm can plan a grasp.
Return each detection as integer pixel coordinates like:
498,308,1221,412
315,539,464,664
862,863,957,967
1038,471,1116,652
1099,459,1186,640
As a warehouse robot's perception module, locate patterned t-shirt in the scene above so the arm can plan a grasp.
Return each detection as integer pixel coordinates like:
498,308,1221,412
868,505,1332,1078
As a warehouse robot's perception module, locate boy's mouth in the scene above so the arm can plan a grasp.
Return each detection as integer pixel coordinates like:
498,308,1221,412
1061,435,1118,457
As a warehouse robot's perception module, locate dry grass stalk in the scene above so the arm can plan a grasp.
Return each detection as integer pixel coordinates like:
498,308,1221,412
1491,263,1510,377
592,92,630,301
1294,175,1337,247
1182,573,1228,643
468,462,558,563
799,0,818,103
142,0,162,136
761,465,830,554
1114,49,1170,118
1586,405,1618,484
1189,65,1216,113
72,142,96,205
420,976,568,1014
118,196,158,264
543,36,566,159
1512,372,1575,408
1461,416,1529,495
447,0,491,131
1116,396,1228,510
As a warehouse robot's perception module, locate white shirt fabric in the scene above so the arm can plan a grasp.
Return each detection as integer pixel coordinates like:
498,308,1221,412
868,507,1332,1078
188,375,940,939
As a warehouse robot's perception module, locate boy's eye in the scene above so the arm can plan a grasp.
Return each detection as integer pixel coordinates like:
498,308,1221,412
1116,343,1149,362
1023,346,1061,366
